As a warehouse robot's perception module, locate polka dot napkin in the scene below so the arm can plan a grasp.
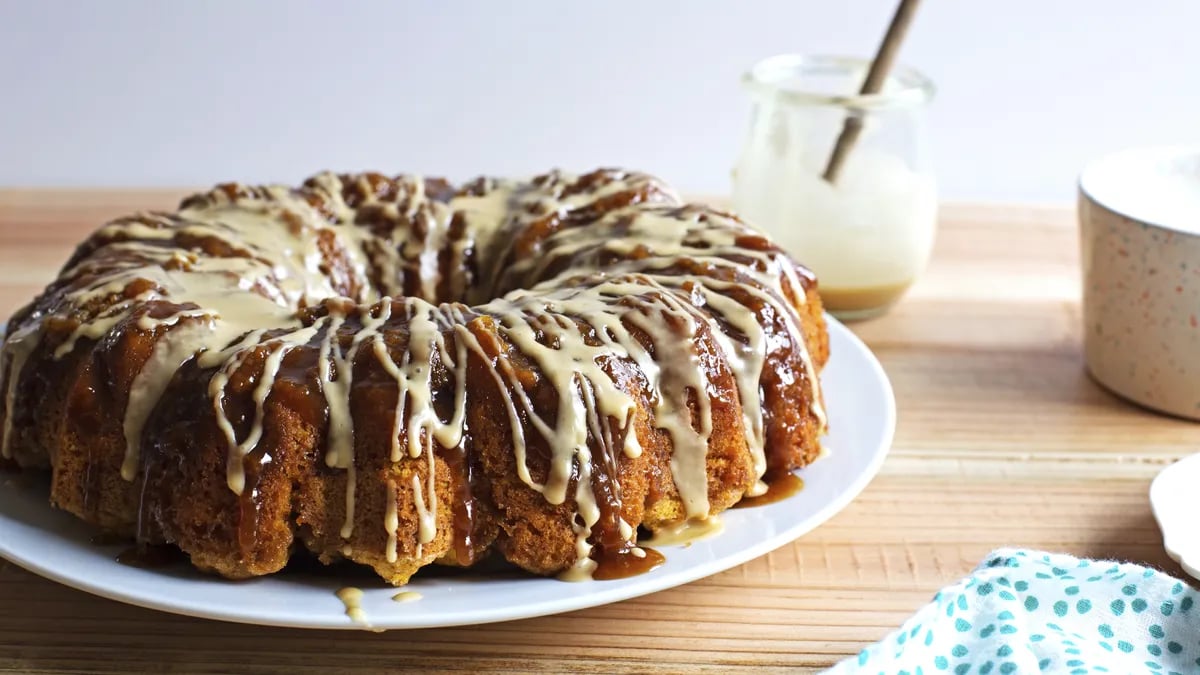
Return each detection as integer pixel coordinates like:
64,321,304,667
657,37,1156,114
828,549,1200,674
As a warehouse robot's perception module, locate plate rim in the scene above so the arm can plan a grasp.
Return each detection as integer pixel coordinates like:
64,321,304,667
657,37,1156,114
1150,452,1200,582
0,314,896,630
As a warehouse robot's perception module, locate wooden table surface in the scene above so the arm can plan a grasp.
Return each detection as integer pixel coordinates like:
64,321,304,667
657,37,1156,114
0,192,1195,673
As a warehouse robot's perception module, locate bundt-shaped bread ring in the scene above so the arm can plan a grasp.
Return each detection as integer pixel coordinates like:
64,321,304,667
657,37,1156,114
0,169,828,584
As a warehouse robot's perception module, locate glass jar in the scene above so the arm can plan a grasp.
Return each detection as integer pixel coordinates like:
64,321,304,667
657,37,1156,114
732,54,937,320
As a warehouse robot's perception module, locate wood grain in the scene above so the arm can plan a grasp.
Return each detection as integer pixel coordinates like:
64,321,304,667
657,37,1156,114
0,192,1195,673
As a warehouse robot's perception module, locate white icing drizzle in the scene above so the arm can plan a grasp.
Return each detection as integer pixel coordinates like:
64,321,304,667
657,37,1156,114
0,168,827,583
370,300,468,463
314,310,359,542
384,478,399,563
616,286,713,517
335,586,372,628
120,320,208,480
211,323,319,495
411,442,437,551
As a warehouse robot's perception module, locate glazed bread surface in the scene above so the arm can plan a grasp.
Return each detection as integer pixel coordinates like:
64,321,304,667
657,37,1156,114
0,169,828,584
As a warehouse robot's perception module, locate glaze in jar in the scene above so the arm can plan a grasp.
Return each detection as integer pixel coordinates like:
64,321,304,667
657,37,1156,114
733,54,937,320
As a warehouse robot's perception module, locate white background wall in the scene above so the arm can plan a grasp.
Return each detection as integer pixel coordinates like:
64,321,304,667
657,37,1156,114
1,1,1196,201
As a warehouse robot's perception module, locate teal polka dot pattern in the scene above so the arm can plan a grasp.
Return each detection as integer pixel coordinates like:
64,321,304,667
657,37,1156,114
828,549,1200,674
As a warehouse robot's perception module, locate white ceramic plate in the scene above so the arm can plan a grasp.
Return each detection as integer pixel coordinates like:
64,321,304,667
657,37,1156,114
1150,452,1200,582
0,316,894,630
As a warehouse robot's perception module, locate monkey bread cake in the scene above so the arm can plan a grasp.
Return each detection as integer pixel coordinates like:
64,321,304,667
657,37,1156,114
0,168,828,585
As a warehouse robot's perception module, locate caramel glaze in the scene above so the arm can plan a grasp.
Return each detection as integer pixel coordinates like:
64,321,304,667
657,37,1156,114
733,472,805,509
441,442,488,566
0,168,830,586
592,546,666,581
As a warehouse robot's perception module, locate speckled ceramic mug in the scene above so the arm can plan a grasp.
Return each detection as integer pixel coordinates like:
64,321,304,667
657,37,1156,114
1079,146,1200,420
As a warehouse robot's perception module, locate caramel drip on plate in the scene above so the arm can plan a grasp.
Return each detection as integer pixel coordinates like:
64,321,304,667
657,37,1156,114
591,546,666,581
0,169,826,580
733,472,805,508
